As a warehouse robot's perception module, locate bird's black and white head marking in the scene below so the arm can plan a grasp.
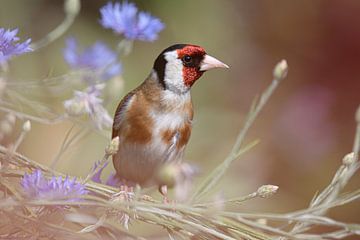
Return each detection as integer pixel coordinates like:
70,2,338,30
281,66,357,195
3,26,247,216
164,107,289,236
153,44,206,93
153,44,229,94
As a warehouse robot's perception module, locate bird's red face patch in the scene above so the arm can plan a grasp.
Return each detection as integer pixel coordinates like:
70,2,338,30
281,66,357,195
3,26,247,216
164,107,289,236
177,45,205,59
177,45,206,87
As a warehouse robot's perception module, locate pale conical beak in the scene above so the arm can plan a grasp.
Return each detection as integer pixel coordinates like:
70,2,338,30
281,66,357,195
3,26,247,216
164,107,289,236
199,54,229,71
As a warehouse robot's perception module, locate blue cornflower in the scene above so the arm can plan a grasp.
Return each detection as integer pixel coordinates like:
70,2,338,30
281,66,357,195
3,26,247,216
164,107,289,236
21,169,88,200
0,28,32,63
63,37,122,81
91,161,110,184
100,1,165,42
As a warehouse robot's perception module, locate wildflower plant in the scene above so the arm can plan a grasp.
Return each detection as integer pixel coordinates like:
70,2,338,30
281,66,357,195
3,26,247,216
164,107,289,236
99,1,165,42
63,84,113,129
21,169,88,201
0,1,359,240
0,28,32,63
63,37,122,82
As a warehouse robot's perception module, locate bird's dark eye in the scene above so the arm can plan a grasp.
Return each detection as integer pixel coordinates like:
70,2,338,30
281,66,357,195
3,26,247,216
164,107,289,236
183,55,192,64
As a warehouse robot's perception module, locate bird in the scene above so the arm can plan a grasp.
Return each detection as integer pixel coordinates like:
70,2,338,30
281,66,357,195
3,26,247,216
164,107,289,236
112,44,228,195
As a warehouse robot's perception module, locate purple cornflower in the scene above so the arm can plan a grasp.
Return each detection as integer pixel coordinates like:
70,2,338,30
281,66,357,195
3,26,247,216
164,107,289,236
0,28,32,63
100,1,165,41
63,37,122,81
91,161,121,188
91,161,110,184
105,173,122,187
64,84,113,129
21,169,88,200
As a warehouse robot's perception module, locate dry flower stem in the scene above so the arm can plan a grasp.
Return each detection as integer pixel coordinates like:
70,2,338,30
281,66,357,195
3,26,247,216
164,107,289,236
191,60,288,202
286,105,360,237
11,121,31,153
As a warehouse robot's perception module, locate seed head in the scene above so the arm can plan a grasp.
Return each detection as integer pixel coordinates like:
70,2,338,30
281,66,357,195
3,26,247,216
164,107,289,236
22,120,31,132
342,152,355,166
105,136,120,155
257,185,279,198
273,60,288,80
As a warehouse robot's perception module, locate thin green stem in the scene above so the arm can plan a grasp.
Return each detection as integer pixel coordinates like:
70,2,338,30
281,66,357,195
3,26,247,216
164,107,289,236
191,60,288,202
31,0,80,50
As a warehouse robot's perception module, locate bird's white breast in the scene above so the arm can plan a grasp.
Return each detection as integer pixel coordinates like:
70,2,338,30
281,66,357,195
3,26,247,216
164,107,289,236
114,90,191,185
149,90,191,161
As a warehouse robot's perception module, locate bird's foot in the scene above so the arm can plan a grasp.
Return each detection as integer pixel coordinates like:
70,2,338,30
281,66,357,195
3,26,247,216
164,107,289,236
159,185,177,205
159,185,169,203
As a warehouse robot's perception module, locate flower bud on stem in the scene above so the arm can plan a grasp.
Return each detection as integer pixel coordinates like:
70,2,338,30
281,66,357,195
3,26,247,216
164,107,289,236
105,136,119,155
257,185,279,198
273,60,288,81
11,120,31,153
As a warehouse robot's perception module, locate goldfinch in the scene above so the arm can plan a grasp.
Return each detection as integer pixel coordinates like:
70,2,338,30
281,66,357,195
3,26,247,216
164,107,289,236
112,44,228,193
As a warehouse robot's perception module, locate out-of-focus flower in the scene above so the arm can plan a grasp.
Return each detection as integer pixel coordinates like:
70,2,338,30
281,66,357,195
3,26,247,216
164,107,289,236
21,169,88,200
157,162,198,202
90,160,122,188
0,28,32,63
64,84,113,129
106,173,122,187
90,161,109,184
100,1,165,42
174,163,198,202
63,37,122,81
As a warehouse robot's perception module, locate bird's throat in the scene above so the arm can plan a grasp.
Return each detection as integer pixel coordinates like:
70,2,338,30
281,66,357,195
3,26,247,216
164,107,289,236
183,67,203,87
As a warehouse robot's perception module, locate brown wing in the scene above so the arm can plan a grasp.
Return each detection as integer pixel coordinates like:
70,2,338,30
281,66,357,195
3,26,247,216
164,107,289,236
112,90,136,139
